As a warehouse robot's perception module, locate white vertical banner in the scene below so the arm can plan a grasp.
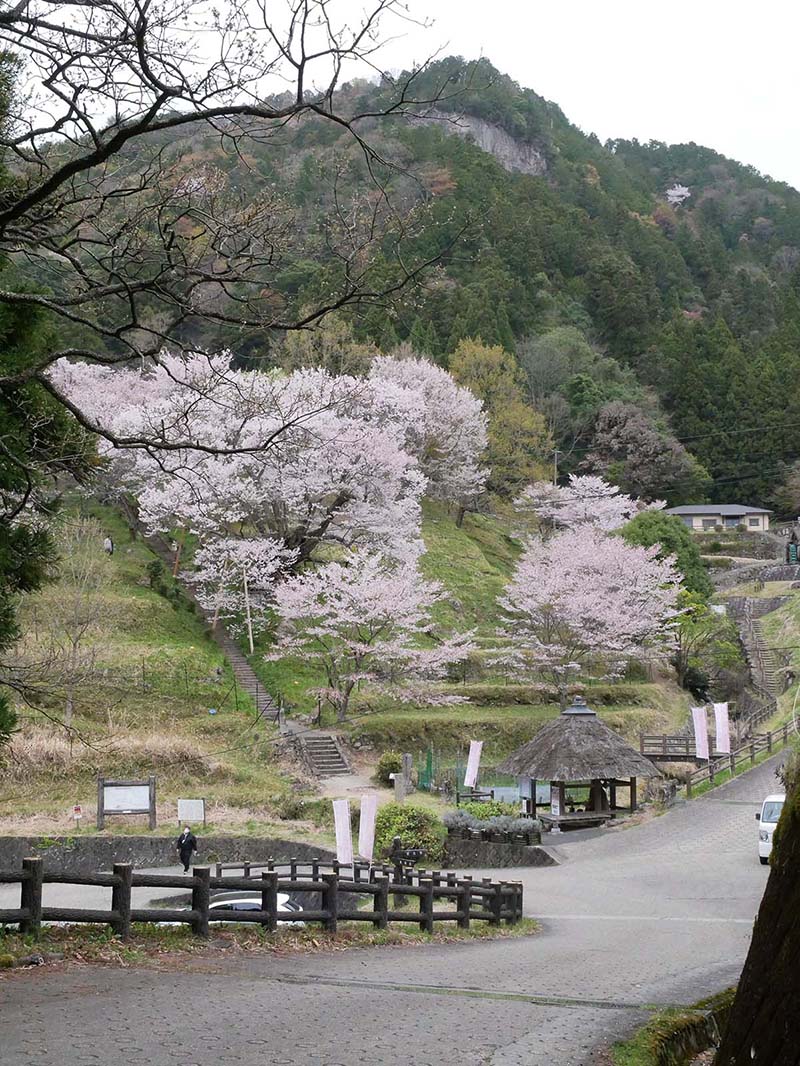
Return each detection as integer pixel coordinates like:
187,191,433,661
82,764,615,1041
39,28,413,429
713,702,731,754
332,798,353,866
463,740,483,788
692,706,710,761
358,793,379,862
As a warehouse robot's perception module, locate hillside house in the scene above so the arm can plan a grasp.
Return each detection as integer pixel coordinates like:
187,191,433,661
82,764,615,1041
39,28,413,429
665,504,772,532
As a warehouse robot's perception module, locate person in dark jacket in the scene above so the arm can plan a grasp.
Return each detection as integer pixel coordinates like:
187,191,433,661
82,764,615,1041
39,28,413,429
176,826,198,872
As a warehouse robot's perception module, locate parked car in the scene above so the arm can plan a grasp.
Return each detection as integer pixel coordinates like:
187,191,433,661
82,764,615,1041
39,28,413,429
756,793,785,865
208,891,304,927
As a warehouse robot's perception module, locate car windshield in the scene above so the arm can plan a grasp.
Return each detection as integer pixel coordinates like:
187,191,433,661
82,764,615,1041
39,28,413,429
762,801,784,823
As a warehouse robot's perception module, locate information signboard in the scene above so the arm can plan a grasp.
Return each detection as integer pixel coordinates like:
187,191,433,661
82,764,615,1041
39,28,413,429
97,776,157,829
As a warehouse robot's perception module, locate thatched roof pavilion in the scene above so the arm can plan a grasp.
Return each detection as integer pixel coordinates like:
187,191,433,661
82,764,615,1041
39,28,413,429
497,696,661,829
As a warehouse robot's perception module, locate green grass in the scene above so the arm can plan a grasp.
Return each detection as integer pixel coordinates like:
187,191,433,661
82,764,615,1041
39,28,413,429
612,989,735,1065
3,504,301,834
0,918,540,970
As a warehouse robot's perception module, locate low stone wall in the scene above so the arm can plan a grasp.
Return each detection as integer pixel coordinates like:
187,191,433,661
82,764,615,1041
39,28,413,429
443,837,557,868
642,989,734,1065
0,835,335,874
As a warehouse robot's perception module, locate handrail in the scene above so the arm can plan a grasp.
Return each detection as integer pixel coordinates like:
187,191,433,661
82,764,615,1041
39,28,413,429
685,722,791,797
0,859,524,938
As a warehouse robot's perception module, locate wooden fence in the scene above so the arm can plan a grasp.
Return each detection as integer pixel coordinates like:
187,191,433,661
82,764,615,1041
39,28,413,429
685,722,792,797
0,858,523,939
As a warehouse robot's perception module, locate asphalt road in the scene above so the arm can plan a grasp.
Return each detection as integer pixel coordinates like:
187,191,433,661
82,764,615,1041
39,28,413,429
0,755,783,1066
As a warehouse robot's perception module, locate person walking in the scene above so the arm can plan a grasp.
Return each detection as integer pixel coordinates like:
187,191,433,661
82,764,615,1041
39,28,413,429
176,826,198,872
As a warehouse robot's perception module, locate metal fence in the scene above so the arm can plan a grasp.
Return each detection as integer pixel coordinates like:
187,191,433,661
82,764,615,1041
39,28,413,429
0,859,523,938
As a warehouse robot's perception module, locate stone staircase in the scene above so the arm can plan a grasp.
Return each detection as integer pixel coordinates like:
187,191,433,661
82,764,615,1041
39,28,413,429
213,630,282,725
750,618,780,696
299,733,351,776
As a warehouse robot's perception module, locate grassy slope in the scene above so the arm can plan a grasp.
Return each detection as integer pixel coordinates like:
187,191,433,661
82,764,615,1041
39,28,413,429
1,506,308,837
257,501,690,762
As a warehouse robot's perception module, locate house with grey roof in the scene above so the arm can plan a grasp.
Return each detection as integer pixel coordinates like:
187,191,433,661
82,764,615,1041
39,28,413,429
665,504,772,532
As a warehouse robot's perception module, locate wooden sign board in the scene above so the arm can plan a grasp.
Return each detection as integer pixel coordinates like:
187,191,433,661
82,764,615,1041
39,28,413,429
97,776,156,829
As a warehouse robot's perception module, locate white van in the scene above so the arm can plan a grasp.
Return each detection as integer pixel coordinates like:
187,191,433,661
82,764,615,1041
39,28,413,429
756,793,785,865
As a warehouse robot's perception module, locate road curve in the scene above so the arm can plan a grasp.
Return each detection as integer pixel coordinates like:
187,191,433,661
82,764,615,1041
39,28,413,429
0,755,783,1066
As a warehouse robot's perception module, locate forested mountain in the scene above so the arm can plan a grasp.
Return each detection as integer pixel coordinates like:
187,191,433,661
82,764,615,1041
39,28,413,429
68,58,800,508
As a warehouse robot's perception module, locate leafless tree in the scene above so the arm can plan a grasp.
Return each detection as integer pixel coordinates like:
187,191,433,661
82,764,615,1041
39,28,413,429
0,0,466,459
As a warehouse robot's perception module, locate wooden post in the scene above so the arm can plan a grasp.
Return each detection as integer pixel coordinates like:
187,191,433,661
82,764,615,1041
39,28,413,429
490,883,504,926
767,732,773,754
322,873,338,933
750,741,756,766
191,866,210,938
418,877,434,933
609,781,617,811
709,761,715,785
686,775,693,799
97,777,105,830
148,775,157,831
458,876,472,929
111,862,133,939
373,875,389,930
629,777,637,812
730,752,737,776
261,871,278,933
20,857,43,936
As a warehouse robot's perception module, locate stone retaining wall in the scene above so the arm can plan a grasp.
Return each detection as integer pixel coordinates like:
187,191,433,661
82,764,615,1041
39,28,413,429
0,835,335,874
443,837,557,868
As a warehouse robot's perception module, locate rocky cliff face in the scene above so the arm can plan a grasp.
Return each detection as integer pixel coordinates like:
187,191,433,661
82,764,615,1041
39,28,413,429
413,109,548,177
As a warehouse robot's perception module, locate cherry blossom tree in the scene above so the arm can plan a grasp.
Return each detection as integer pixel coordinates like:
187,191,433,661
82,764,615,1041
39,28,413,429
269,551,475,721
515,474,662,533
53,356,427,564
497,526,681,706
187,538,296,650
369,351,488,508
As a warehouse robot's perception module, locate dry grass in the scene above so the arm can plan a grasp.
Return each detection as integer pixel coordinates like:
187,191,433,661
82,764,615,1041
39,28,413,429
4,727,224,781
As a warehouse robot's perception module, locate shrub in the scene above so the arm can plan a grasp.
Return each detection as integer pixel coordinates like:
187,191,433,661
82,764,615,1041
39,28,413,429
460,799,518,820
375,750,403,786
442,809,478,830
146,559,164,588
374,803,445,863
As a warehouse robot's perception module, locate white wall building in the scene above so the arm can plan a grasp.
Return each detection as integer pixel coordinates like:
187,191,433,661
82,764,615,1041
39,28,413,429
665,504,772,532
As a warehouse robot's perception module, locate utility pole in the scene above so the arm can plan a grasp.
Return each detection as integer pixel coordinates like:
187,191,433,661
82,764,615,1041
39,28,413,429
243,569,254,655
553,449,561,486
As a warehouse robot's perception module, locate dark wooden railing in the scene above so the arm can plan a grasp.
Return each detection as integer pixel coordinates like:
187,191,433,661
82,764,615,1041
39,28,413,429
685,722,792,797
0,859,523,938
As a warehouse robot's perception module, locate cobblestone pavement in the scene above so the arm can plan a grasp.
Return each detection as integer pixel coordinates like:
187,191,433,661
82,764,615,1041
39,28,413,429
0,755,784,1066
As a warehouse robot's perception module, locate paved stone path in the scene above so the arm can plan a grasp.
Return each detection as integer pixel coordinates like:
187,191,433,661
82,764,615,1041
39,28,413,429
0,755,784,1066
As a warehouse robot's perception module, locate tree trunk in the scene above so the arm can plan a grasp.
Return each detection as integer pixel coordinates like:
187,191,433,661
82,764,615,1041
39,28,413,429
714,773,800,1064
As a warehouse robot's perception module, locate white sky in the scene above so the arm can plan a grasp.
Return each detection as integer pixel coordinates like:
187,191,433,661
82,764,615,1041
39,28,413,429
354,0,800,191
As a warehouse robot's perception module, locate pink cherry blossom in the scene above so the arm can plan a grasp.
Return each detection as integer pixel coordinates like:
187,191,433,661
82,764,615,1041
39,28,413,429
497,525,681,704
515,474,663,533
269,550,475,720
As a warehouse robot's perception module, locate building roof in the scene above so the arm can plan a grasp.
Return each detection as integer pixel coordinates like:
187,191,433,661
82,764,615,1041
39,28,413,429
496,698,662,782
665,505,773,516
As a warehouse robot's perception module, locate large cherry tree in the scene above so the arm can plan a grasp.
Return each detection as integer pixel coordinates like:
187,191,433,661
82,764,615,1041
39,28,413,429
54,351,487,567
269,550,474,720
497,525,681,705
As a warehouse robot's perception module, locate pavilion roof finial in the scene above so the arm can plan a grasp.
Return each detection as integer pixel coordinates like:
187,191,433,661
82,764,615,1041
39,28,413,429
562,695,596,717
